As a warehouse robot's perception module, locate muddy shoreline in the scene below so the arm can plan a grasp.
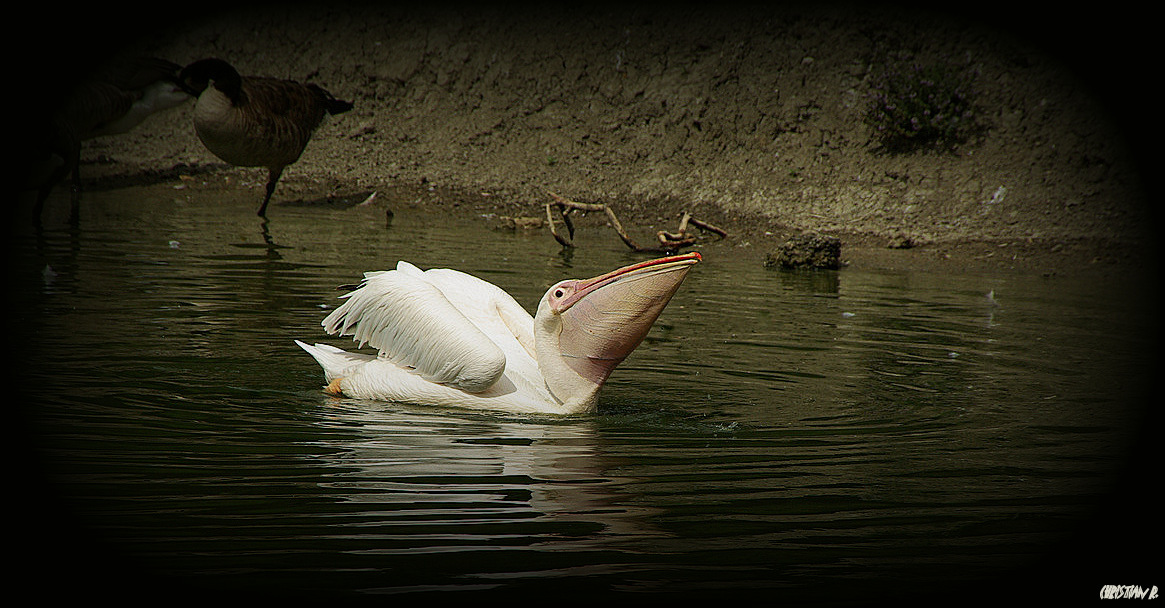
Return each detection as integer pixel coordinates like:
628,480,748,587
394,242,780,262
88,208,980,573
72,165,1150,280
22,3,1162,278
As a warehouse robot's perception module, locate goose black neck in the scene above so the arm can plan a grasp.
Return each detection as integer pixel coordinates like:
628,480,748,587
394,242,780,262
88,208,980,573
180,58,244,103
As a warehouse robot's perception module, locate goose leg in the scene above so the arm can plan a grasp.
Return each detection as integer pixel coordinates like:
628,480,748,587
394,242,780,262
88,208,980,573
68,163,82,226
258,166,285,217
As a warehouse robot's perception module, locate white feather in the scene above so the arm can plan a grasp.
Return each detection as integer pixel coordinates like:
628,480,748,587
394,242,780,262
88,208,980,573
320,261,508,393
293,340,372,382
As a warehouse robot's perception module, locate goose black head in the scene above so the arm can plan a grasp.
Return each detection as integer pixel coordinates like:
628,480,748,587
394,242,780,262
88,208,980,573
178,58,243,100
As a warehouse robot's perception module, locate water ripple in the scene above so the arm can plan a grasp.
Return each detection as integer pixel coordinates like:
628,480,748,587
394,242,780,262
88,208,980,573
14,187,1157,598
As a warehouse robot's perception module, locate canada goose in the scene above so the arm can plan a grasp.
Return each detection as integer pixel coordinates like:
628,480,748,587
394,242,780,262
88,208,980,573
30,57,191,216
178,58,354,216
84,57,193,137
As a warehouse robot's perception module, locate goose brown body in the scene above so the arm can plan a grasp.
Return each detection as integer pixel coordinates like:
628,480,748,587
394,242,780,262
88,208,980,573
179,58,353,216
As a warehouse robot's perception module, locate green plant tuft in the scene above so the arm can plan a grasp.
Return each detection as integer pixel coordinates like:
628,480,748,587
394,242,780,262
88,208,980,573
865,56,979,152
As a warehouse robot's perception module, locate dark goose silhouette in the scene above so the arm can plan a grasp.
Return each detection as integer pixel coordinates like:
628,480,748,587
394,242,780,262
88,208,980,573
32,57,191,217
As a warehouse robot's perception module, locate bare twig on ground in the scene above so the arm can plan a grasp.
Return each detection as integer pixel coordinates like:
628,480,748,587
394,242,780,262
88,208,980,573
545,191,726,253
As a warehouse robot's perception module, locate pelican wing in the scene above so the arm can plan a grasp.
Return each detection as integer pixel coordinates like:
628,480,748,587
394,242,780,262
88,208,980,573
321,262,508,392
418,267,537,360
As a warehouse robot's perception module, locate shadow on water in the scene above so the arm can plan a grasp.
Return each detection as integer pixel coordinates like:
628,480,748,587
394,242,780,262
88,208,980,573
11,184,1161,601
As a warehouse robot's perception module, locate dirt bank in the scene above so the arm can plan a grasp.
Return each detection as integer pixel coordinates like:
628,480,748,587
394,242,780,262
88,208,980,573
23,3,1162,275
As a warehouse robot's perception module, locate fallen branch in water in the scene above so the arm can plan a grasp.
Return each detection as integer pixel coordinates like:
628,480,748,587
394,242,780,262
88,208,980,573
656,210,729,248
545,192,726,253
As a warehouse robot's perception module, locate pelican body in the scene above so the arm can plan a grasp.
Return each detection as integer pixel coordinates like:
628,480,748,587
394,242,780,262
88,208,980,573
178,58,353,216
297,252,701,415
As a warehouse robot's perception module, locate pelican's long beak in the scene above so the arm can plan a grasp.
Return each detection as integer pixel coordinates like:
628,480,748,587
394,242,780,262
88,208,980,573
555,251,700,383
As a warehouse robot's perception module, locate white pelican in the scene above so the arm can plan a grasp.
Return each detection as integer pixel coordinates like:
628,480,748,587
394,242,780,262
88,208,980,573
296,252,701,415
177,58,353,216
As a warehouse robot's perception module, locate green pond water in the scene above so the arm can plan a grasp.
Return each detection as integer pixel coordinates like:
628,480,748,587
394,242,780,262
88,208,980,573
12,185,1159,601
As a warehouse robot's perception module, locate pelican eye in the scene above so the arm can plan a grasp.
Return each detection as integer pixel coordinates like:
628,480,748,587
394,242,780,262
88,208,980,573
554,288,565,298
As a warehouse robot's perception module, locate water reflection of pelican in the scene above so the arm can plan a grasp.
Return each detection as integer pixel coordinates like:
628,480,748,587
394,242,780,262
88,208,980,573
308,402,667,553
